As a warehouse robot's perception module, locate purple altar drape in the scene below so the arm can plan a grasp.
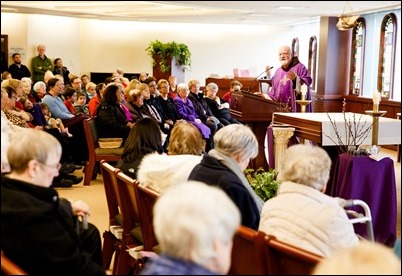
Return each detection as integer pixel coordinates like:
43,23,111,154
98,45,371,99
330,153,396,246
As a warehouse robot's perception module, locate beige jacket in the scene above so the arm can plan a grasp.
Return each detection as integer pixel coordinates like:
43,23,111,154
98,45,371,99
259,181,359,257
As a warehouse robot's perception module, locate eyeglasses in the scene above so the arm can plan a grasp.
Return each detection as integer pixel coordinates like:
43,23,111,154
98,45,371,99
160,86,169,89
57,83,65,86
73,81,82,84
37,161,62,171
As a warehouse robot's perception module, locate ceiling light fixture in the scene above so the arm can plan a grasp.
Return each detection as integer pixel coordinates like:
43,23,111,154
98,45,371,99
336,1,360,31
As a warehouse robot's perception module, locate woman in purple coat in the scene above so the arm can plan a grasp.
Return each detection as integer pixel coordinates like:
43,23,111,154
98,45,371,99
173,83,211,140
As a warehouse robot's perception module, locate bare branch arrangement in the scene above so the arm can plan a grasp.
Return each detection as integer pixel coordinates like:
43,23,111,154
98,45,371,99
325,99,373,154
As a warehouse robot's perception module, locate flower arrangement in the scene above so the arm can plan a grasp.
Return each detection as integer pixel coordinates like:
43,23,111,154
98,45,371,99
325,98,373,154
244,167,280,202
145,40,192,73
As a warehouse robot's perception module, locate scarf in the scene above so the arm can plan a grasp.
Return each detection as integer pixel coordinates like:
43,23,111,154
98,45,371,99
208,149,264,213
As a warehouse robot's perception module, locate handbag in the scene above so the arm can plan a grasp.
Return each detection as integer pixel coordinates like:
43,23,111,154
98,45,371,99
207,116,220,126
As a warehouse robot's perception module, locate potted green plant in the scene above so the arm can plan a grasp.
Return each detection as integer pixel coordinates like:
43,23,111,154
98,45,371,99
145,40,192,73
244,167,280,202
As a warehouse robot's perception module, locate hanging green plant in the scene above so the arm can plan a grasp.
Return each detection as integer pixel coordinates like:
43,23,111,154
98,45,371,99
244,167,280,202
145,40,192,73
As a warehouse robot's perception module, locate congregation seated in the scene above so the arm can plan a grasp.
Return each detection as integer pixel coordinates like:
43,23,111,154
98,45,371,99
222,80,242,105
1,88,81,187
31,81,47,103
137,121,204,193
116,117,164,179
88,82,106,116
2,79,33,123
204,82,241,125
188,124,263,230
95,83,134,143
137,83,168,134
173,83,211,142
167,75,178,99
42,77,89,163
259,144,359,257
188,79,222,150
139,181,240,275
20,77,36,104
2,85,33,128
124,88,150,122
155,79,182,131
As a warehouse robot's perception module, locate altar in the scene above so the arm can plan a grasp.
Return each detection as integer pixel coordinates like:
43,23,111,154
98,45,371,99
272,112,401,146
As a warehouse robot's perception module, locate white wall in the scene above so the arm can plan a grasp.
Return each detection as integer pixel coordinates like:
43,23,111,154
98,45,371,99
2,13,299,85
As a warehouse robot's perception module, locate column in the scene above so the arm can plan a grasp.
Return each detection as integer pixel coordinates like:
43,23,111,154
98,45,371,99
273,127,295,170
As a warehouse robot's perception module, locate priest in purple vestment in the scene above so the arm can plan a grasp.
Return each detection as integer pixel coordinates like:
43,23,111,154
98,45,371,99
267,45,312,112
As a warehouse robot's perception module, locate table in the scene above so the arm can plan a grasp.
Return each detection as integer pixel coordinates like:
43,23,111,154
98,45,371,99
272,112,401,146
330,153,397,246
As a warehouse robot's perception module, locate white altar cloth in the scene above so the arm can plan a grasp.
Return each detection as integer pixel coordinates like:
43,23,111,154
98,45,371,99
273,112,401,146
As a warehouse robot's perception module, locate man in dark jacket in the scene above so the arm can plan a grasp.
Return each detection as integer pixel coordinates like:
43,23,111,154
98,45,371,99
8,53,31,80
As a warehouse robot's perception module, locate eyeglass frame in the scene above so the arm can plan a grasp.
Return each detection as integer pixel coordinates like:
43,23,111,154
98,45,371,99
37,160,62,171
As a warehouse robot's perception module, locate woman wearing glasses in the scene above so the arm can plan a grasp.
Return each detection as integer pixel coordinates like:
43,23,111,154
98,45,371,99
1,129,105,275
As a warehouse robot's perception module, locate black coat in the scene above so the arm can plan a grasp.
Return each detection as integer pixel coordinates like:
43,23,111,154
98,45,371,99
188,153,260,229
0,176,105,275
96,102,130,142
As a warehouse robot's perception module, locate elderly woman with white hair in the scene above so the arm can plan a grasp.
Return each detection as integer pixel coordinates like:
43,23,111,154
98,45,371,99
140,181,241,275
188,124,263,230
259,144,359,257
1,129,104,274
32,80,47,102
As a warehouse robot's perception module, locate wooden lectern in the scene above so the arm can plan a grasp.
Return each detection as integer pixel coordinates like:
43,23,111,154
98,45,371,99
229,90,287,170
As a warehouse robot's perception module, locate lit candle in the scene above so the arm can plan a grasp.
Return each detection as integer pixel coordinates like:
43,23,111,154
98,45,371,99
373,91,381,112
301,84,307,101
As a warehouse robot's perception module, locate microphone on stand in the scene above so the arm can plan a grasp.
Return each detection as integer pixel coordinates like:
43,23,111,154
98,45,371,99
246,66,274,93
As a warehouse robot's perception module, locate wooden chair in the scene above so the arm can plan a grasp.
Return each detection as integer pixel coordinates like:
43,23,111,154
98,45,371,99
1,250,27,275
135,184,160,252
262,235,322,275
228,225,267,275
99,160,123,274
82,117,124,186
115,172,144,275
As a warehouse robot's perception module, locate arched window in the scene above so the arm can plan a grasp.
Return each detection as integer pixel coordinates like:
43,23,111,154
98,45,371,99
377,13,397,99
291,38,299,57
308,36,317,91
350,19,366,95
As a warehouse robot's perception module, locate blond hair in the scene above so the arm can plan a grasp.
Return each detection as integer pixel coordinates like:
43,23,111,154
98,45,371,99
312,241,401,275
167,121,205,155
